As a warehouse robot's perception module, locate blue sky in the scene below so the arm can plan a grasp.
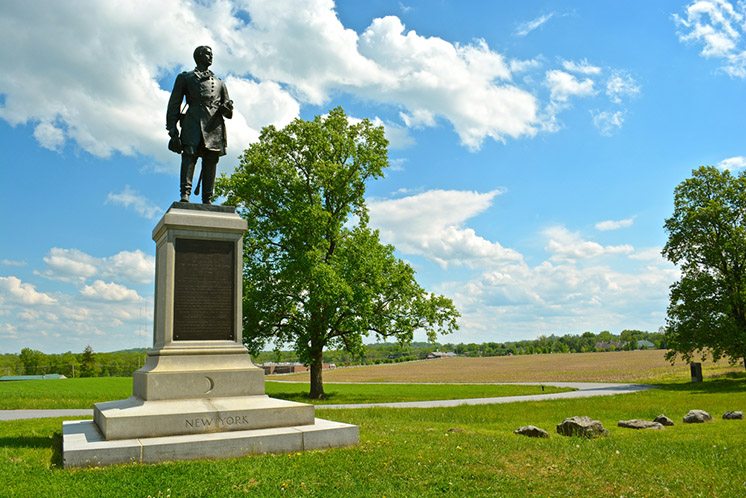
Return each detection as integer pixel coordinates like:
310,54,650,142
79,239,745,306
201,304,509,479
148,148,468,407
1,0,745,353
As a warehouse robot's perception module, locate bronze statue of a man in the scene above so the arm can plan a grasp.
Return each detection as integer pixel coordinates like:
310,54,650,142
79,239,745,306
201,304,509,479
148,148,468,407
166,46,233,204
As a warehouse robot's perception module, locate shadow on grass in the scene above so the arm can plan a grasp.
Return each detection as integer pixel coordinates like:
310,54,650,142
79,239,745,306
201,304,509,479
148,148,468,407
51,432,63,467
271,392,337,403
0,435,54,449
654,372,746,394
0,432,63,467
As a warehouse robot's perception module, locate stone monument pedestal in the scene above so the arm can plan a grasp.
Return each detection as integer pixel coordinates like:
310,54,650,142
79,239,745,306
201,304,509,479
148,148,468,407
63,203,358,467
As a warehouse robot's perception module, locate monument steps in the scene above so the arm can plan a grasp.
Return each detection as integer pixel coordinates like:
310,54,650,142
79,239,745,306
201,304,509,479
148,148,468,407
63,417,358,467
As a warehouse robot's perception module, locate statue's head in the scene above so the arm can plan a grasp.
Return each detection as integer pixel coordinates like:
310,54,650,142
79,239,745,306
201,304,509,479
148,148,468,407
193,45,213,68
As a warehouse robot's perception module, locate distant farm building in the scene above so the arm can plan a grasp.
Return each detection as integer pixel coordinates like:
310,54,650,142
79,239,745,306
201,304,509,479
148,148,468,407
260,362,336,375
426,351,457,359
0,374,67,381
636,339,656,349
594,341,622,351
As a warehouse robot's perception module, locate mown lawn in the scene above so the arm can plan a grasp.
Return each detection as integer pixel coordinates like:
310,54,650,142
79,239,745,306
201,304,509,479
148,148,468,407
0,378,571,409
0,375,744,497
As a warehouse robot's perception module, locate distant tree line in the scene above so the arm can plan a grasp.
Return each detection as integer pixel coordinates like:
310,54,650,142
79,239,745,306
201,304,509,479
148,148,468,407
1,330,663,377
441,329,665,357
0,346,146,378
257,329,665,367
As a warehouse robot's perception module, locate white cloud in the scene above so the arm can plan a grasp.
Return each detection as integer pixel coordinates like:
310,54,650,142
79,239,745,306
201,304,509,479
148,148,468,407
39,248,99,283
420,219,677,341
509,58,542,74
595,217,634,231
103,250,155,285
80,280,142,302
368,189,523,269
562,59,602,75
592,110,625,136
0,0,548,158
358,17,538,149
606,71,641,103
0,1,647,158
542,69,598,132
106,186,161,220
37,247,154,285
388,158,407,172
224,76,300,145
629,247,668,264
0,276,56,305
33,121,65,151
544,225,634,261
674,0,746,77
717,155,746,170
1,249,154,351
441,256,677,340
365,188,670,338
546,70,595,102
399,109,436,128
0,259,26,267
375,119,415,149
0,0,298,168
0,322,18,339
0,280,154,352
515,13,555,37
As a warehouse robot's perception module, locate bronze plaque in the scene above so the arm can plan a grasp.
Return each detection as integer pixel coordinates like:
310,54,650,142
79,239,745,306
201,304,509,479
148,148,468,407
173,238,235,341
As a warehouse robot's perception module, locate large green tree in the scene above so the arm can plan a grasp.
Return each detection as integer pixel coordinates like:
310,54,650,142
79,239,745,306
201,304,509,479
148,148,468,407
19,348,45,375
217,108,460,398
663,166,746,369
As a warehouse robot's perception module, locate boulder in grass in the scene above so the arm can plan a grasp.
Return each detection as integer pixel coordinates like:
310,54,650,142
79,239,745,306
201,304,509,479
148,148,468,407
617,419,664,430
683,409,712,423
556,416,607,438
514,425,549,438
722,411,743,420
653,415,674,426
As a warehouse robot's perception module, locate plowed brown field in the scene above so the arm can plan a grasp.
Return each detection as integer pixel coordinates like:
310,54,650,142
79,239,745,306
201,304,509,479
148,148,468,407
267,350,743,383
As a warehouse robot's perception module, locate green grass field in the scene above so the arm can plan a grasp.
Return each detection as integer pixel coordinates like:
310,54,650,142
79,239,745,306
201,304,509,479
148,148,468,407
1,356,745,497
0,375,744,496
0,378,571,409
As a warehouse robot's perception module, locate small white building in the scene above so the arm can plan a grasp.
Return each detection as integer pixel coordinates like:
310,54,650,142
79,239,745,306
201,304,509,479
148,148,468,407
426,351,456,359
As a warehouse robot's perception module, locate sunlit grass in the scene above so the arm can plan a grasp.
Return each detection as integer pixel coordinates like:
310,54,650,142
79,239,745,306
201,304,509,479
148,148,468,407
0,378,570,409
1,375,744,497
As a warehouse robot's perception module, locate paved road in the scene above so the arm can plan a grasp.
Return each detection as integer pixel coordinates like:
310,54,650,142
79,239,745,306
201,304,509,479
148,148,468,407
321,382,652,409
0,382,652,420
0,409,93,421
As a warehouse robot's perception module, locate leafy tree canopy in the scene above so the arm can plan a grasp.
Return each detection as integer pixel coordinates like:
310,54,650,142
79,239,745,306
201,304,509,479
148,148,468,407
663,166,746,368
217,107,460,398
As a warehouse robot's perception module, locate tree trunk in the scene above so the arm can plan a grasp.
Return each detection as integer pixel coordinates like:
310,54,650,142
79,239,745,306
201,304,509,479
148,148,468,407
309,347,325,399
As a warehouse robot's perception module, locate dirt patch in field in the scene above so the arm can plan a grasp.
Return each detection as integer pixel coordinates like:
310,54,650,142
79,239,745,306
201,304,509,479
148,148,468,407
267,350,743,383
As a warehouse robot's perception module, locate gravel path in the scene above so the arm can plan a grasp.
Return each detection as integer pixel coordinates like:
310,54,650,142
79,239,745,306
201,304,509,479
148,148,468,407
0,382,652,420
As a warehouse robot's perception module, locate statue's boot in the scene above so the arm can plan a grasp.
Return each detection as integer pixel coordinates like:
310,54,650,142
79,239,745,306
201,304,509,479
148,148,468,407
179,154,197,202
200,154,218,204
